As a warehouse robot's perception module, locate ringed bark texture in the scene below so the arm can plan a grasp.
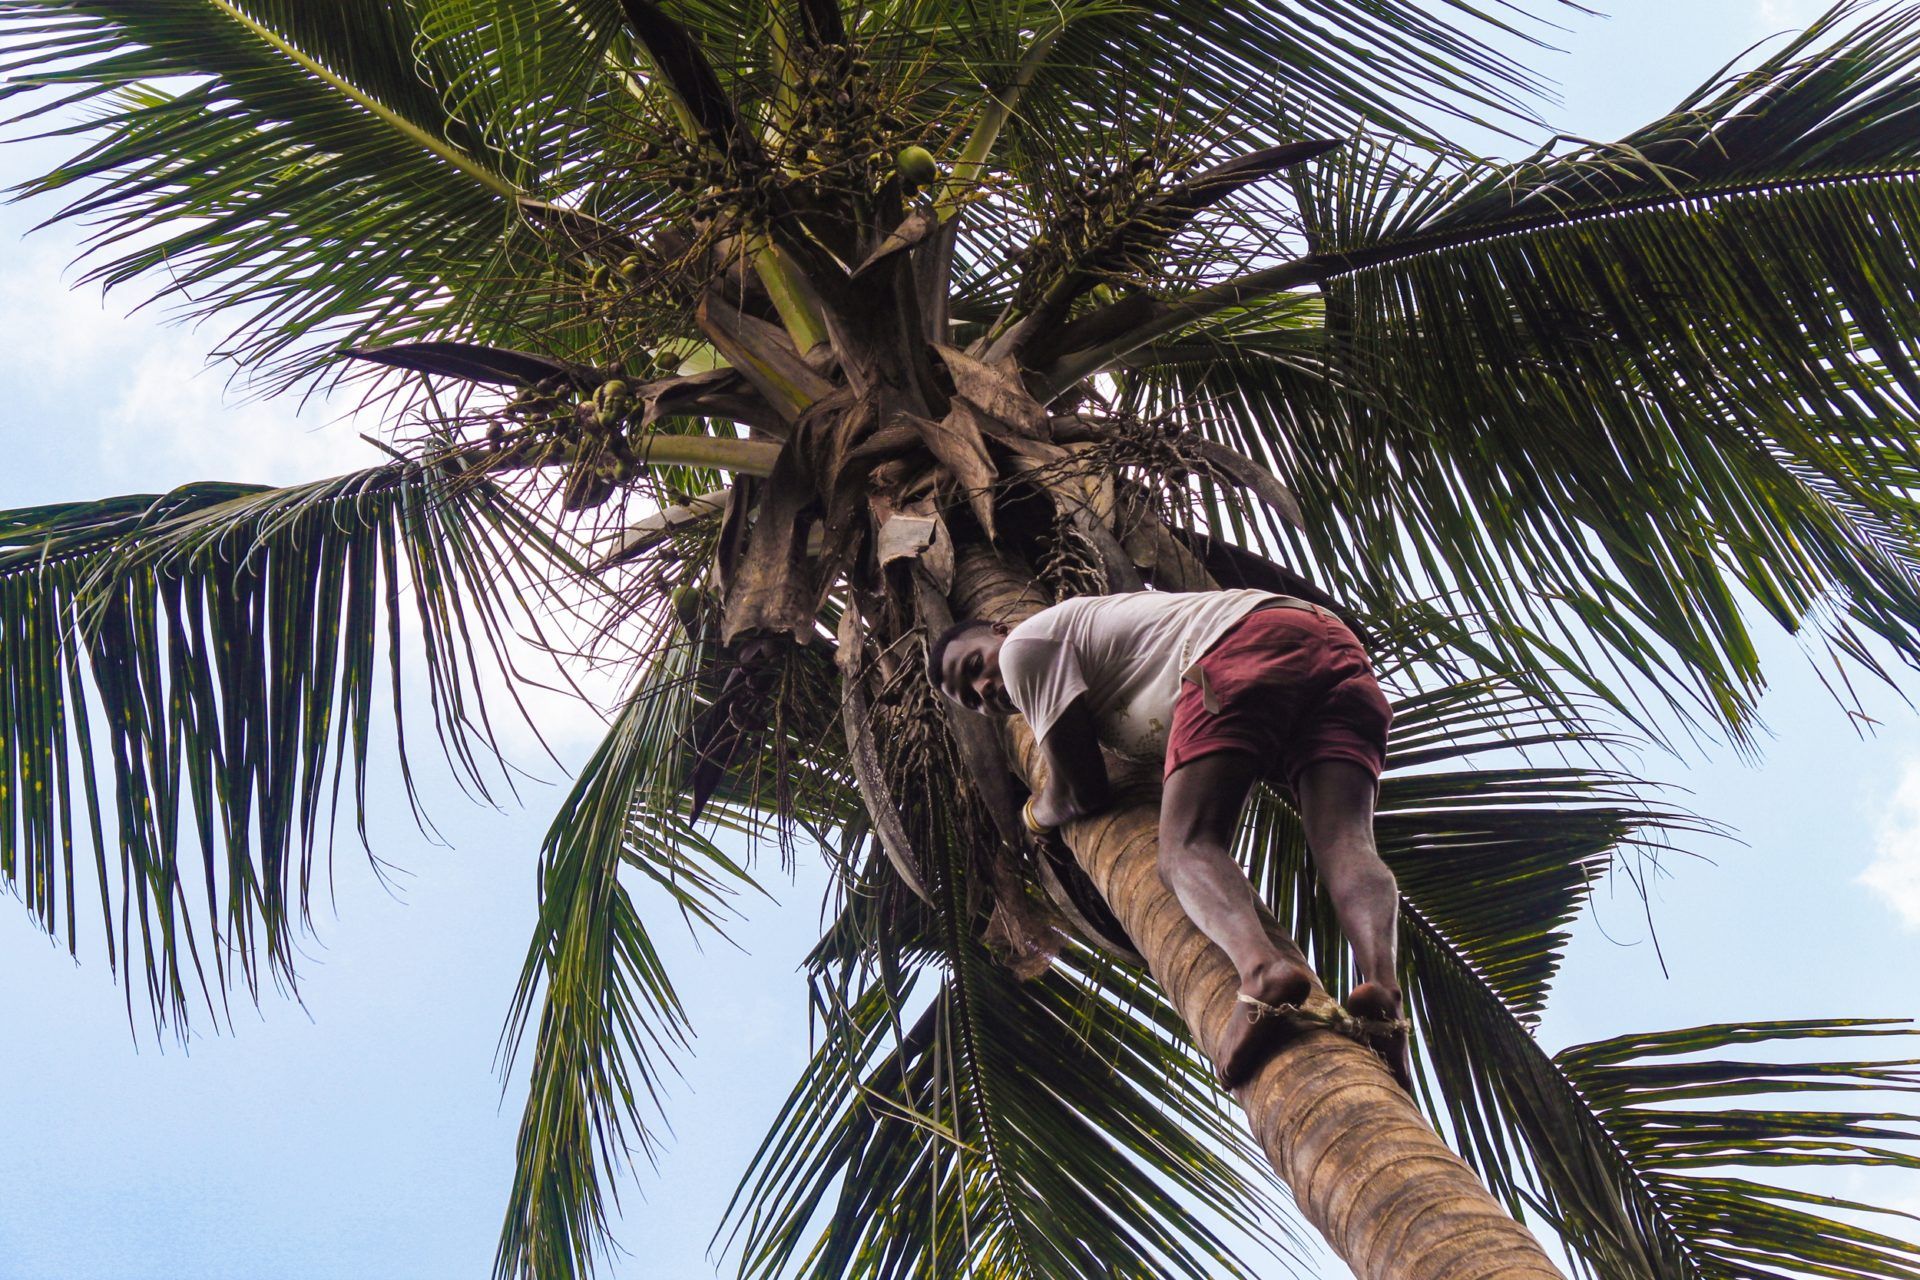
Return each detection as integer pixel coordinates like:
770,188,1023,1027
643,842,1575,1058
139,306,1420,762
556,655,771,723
953,550,1564,1280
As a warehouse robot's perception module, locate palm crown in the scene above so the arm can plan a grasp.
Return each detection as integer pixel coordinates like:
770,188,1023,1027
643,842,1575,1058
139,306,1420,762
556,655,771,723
4,2,1920,1278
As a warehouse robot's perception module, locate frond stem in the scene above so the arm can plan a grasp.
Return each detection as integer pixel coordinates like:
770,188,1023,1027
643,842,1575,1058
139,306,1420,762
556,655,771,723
937,20,1065,223
1039,165,1920,398
203,0,520,199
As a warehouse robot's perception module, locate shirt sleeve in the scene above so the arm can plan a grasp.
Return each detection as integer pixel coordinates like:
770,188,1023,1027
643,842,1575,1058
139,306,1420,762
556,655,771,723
999,636,1089,744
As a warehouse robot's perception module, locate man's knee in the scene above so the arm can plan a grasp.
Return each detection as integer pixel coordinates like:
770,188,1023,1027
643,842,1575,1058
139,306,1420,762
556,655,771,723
1155,838,1230,890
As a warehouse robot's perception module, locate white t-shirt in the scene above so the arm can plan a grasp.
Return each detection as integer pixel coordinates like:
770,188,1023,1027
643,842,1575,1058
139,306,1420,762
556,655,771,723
999,590,1285,761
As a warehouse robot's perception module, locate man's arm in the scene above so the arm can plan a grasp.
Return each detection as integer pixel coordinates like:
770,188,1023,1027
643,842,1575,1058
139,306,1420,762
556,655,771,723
1028,696,1112,828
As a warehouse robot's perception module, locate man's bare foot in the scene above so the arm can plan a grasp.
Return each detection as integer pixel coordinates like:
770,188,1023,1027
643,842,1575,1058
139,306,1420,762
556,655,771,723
1344,981,1412,1093
1216,959,1315,1089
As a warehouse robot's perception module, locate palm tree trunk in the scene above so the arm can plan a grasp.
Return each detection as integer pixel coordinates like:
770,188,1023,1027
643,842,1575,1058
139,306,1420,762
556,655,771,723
952,549,1565,1280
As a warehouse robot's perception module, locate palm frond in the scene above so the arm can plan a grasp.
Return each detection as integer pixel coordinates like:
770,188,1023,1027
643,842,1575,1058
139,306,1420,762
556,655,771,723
999,0,1573,159
0,0,538,391
1553,1020,1920,1280
721,932,1301,1280
1242,671,1920,1280
0,461,550,1033
496,637,767,1280
1426,992,1920,1280
0,0,1587,398
1267,3,1920,742
411,0,630,176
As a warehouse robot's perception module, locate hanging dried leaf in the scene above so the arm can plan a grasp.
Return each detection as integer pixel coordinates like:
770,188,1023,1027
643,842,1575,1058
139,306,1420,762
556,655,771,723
836,608,932,903
615,0,764,163
872,494,955,592
933,343,1049,436
719,452,825,644
897,409,999,539
597,487,729,569
686,656,771,821
1117,494,1216,592
1032,836,1143,964
639,367,787,437
1186,437,1305,529
851,208,938,280
712,478,756,598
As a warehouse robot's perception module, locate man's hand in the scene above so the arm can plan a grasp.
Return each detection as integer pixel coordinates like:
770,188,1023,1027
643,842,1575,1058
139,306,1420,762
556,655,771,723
1029,697,1111,830
1027,787,1081,831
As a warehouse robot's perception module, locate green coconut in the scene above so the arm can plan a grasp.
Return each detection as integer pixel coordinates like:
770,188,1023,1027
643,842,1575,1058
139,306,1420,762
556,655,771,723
895,144,938,189
669,585,705,630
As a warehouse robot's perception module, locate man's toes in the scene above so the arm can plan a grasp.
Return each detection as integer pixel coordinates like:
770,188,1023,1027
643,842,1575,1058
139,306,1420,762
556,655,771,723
1247,961,1313,1011
1342,982,1413,1093
1343,980,1400,1021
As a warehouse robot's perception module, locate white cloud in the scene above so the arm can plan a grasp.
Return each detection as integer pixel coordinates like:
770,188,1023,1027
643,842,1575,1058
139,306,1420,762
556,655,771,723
0,223,629,769
101,338,377,487
1754,0,1829,27
1859,760,1920,929
0,235,378,489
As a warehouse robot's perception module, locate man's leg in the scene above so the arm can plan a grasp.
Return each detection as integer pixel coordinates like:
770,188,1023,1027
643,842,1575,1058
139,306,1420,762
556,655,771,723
1159,751,1315,1088
1295,759,1409,1088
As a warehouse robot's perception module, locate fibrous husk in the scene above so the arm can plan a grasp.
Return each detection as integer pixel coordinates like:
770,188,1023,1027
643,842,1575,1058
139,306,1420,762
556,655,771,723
933,343,1049,437
718,447,827,644
871,492,954,592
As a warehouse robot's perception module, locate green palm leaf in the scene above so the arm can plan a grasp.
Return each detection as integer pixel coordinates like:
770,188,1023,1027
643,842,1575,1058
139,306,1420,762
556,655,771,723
1240,672,1920,1280
0,1,534,391
1554,1020,1920,1280
1095,5,1920,743
1428,994,1920,1280
0,460,549,1031
496,636,768,1280
722,930,1300,1280
1286,4,1920,742
0,0,1581,396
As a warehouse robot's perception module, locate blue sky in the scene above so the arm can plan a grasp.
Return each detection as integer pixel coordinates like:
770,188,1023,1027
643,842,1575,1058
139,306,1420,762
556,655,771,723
1,2,1917,1277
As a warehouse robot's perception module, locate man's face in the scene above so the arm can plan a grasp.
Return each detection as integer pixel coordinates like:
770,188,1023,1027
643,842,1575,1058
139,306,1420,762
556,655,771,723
938,626,1016,717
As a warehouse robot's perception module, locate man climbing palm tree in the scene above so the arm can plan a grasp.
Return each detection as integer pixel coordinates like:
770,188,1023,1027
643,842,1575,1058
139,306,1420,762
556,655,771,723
13,2,1920,1276
933,588,1407,1089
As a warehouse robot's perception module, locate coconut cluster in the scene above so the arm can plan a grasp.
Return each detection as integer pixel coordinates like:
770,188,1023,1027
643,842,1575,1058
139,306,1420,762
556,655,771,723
485,374,661,511
774,43,924,197
624,41,937,240
1012,156,1171,308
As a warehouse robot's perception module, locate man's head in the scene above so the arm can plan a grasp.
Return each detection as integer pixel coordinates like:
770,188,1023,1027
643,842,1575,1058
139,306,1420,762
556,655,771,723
930,618,1016,716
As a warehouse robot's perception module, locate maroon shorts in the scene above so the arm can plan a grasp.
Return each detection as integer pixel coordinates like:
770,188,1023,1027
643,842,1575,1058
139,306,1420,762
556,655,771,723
1163,605,1391,792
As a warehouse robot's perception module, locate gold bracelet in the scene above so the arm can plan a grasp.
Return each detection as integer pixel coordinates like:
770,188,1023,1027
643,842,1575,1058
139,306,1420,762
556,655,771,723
1022,796,1052,835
